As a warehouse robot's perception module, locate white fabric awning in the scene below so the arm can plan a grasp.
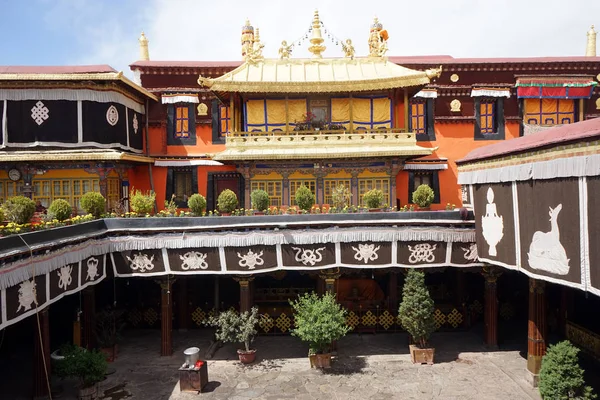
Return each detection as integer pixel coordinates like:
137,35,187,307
404,163,448,170
154,159,223,167
470,88,511,98
414,90,438,99
161,94,199,104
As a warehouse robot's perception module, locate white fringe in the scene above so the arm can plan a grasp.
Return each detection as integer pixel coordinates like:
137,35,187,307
161,94,199,104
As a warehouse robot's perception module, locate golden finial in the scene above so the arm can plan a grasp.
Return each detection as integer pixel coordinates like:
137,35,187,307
138,32,149,61
586,25,597,57
308,10,326,58
241,19,255,58
368,17,386,57
279,40,292,59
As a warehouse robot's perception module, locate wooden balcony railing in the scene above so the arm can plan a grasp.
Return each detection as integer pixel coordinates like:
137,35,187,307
228,127,409,137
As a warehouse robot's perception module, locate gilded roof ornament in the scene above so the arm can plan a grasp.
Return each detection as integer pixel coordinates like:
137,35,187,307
368,17,389,58
426,66,443,79
342,39,355,60
586,25,597,57
241,19,255,58
308,10,326,58
279,40,293,59
138,32,150,61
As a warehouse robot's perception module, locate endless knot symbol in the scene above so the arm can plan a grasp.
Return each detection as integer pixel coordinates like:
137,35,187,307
57,265,73,290
351,243,381,264
408,243,437,264
291,246,325,266
126,253,155,272
237,249,264,270
31,101,49,126
132,113,139,134
179,251,209,270
106,105,119,126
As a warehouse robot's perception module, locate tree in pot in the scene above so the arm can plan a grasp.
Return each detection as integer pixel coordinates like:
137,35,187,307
250,189,269,215
187,193,207,216
412,184,435,211
295,185,315,213
217,189,238,216
363,189,384,211
205,307,259,364
398,269,436,364
54,346,107,400
95,308,125,362
331,184,352,212
539,340,596,400
289,292,350,369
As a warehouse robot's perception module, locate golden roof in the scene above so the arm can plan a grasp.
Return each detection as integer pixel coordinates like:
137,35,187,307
0,150,154,163
199,57,441,94
214,132,434,161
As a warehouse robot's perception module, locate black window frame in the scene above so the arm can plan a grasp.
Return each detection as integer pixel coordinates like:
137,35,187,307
167,103,196,146
211,99,228,144
408,171,440,204
474,97,505,140
409,98,435,141
166,167,198,207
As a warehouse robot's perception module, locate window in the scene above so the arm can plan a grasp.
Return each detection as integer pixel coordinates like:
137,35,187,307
212,99,230,143
32,178,101,211
167,103,196,145
324,179,351,205
309,99,329,125
0,180,24,202
251,180,282,207
358,178,390,207
106,178,120,211
523,99,575,126
408,172,440,204
166,168,197,207
409,99,435,140
474,98,504,140
289,180,317,206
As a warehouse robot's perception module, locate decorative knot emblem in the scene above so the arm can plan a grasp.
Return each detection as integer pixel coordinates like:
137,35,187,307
106,105,119,126
126,253,155,272
17,279,37,313
57,265,73,290
291,246,325,266
408,243,437,264
462,243,478,261
86,257,99,281
351,243,381,264
31,101,49,126
132,113,139,134
237,249,264,270
180,251,209,270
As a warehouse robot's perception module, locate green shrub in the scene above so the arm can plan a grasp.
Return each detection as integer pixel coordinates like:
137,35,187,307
130,189,156,215
363,189,384,209
187,194,207,216
0,196,36,224
250,189,269,212
539,340,596,400
295,185,315,211
331,184,352,209
290,292,350,354
0,206,4,222
398,269,435,348
412,184,435,208
54,345,107,388
205,308,259,352
217,189,238,213
163,194,177,215
80,192,106,218
48,199,72,221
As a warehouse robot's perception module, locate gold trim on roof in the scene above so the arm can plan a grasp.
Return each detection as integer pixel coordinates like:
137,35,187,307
0,150,154,163
199,58,441,93
0,72,158,101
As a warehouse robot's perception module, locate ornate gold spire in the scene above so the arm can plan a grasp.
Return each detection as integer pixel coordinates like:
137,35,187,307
241,19,255,58
308,10,326,58
586,25,597,57
138,32,149,61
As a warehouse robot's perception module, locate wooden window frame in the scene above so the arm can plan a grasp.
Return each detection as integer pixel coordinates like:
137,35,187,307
211,99,228,144
166,167,198,207
408,171,440,204
323,179,352,206
358,178,390,207
167,103,196,145
410,99,435,141
289,179,317,206
474,98,505,140
251,180,283,207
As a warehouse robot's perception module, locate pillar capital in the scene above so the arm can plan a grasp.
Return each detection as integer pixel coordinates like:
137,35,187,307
318,268,341,281
155,277,176,291
234,276,255,287
529,278,545,294
482,265,502,284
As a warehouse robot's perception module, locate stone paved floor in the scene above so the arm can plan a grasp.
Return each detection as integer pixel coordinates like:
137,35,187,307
93,330,541,400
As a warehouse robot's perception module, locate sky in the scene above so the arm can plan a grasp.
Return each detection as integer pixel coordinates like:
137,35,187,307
1,0,599,76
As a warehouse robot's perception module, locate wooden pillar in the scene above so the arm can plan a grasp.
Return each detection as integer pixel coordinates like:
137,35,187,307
388,271,398,311
214,276,220,312
82,286,96,350
282,171,290,207
33,308,51,399
177,278,189,331
319,269,341,296
403,88,409,131
235,276,254,313
482,266,502,348
160,279,174,356
351,171,359,207
527,278,546,387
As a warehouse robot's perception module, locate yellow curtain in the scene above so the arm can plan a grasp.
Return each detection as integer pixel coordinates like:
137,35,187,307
331,98,350,123
524,99,575,125
288,99,307,124
266,100,286,126
246,100,266,130
372,98,391,124
352,98,371,123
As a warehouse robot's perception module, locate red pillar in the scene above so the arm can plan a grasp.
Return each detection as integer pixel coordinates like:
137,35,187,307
82,286,96,350
33,309,51,399
527,278,546,387
160,280,174,356
235,276,254,313
176,278,189,331
388,271,398,311
482,266,502,348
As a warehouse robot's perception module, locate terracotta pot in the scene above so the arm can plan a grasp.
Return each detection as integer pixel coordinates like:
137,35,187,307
221,212,231,216
368,208,381,212
309,353,332,369
409,344,435,365
417,206,431,211
78,383,98,400
237,349,256,364
100,344,118,362
254,211,265,216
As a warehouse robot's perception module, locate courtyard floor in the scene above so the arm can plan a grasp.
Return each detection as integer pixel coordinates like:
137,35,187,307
92,329,541,400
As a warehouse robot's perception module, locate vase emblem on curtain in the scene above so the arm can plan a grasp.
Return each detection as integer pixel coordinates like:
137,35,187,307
237,249,264,270
481,187,504,256
527,204,570,275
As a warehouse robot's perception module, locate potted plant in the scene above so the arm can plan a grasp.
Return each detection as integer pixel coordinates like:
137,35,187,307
363,189,384,212
48,199,73,222
80,192,106,218
130,188,156,215
206,307,259,364
187,193,207,216
289,292,350,369
539,340,596,399
95,308,125,362
331,184,352,211
54,345,107,400
250,189,269,215
412,184,435,211
295,185,315,213
1,195,36,224
217,189,238,216
398,269,436,364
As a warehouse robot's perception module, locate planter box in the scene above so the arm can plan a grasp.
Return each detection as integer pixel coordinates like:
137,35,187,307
409,345,435,365
179,362,209,393
309,353,332,369
100,344,118,362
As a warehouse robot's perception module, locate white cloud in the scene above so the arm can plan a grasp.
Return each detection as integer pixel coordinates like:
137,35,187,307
46,0,600,75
